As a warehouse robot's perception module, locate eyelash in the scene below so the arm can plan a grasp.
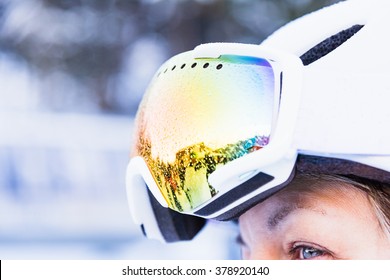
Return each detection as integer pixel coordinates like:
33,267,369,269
236,234,335,260
288,242,334,260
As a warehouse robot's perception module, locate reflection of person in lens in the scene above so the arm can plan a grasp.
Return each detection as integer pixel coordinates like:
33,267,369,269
238,174,390,260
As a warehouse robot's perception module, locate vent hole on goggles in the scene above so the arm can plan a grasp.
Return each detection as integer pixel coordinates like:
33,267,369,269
158,61,225,77
300,24,364,66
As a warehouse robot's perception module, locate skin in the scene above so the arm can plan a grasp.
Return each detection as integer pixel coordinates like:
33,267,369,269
238,179,390,260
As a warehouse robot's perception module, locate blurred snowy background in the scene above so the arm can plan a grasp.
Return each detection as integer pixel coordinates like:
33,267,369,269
0,0,339,259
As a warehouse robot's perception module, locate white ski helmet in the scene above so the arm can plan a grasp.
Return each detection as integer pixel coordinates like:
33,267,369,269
126,0,390,242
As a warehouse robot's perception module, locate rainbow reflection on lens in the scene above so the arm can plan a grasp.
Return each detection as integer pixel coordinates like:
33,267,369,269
132,51,276,212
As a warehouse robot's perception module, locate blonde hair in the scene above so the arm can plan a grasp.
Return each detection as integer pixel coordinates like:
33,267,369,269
288,173,390,240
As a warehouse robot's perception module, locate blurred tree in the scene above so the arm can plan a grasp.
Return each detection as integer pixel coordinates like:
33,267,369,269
0,0,340,115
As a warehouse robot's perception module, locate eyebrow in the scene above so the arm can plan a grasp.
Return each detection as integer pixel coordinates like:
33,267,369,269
267,205,326,230
267,206,295,229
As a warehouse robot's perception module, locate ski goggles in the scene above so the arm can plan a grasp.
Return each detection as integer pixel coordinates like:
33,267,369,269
127,43,303,221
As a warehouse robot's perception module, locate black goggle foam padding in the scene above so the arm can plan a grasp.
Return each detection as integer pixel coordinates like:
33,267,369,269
147,188,206,242
213,169,296,221
194,172,274,217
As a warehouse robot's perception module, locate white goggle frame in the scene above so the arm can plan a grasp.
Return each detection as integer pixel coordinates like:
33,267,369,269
126,43,304,241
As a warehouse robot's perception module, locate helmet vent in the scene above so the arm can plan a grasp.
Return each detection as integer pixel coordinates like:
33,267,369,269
300,24,364,66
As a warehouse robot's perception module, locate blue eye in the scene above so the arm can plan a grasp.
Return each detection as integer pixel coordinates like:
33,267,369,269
301,247,324,259
290,244,333,260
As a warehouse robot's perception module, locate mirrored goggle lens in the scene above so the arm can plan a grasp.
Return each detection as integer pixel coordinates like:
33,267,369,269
133,52,277,213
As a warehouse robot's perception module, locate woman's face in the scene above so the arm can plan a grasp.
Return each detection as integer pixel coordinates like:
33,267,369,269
238,178,390,260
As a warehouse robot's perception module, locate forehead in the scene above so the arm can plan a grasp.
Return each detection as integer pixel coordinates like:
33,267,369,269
239,176,374,229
